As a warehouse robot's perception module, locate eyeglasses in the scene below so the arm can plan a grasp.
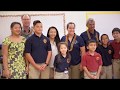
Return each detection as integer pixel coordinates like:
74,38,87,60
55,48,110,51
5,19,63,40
22,19,30,20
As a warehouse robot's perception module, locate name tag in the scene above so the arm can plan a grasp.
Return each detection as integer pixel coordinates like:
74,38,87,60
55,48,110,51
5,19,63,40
64,70,68,74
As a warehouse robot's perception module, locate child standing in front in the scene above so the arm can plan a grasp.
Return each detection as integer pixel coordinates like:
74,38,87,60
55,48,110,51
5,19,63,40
96,34,114,79
54,42,71,79
81,40,103,79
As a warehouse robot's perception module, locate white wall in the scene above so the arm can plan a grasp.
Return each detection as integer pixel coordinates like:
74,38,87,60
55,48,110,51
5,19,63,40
0,11,120,44
0,11,86,44
87,12,120,40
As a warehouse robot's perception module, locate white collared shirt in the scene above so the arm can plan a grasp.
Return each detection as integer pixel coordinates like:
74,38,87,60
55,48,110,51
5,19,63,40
49,42,58,67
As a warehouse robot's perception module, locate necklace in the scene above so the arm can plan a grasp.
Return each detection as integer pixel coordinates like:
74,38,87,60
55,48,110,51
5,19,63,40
87,30,101,45
65,34,76,51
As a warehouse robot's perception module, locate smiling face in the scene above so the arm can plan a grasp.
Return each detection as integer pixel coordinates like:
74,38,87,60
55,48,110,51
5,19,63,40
33,22,43,34
48,28,57,39
60,44,68,55
67,23,75,35
21,15,31,27
112,31,120,40
87,42,97,52
101,34,109,45
11,22,22,36
87,20,95,31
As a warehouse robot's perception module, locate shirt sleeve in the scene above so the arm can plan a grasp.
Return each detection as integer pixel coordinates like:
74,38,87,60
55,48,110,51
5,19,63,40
2,37,11,46
47,38,52,51
78,36,85,47
81,54,87,66
98,54,103,66
60,36,65,42
24,38,32,53
54,55,58,68
80,33,83,39
96,46,101,55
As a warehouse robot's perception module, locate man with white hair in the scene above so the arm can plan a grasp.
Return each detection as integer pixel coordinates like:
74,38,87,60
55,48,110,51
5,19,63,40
80,18,100,51
21,14,34,79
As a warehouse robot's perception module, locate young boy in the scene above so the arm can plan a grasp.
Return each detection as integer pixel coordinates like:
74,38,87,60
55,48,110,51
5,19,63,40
110,28,120,79
24,20,52,79
96,34,114,79
81,40,103,79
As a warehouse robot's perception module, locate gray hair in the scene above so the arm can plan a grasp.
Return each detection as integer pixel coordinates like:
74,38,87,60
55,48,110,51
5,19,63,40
21,14,31,19
86,18,95,26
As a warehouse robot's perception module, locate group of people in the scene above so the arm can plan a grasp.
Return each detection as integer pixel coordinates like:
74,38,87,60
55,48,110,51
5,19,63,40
1,14,120,79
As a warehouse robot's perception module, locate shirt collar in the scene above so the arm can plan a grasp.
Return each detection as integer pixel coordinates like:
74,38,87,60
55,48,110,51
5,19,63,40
22,27,31,32
88,29,97,35
34,33,43,38
113,40,120,44
60,54,67,59
86,51,98,56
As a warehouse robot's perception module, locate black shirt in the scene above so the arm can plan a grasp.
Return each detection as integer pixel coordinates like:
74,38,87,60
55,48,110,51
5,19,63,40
96,45,114,66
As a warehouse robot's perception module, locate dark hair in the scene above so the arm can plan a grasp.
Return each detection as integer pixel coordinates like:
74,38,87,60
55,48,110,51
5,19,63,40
10,22,22,29
87,39,97,46
101,34,109,40
33,20,41,26
67,22,75,29
112,28,120,33
47,26,60,46
57,42,71,63
21,14,31,19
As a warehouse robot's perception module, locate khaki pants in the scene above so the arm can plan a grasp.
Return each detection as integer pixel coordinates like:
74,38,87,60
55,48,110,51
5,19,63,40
100,65,112,79
29,63,50,79
112,59,120,79
54,71,69,79
49,68,54,79
84,71,99,79
69,64,81,79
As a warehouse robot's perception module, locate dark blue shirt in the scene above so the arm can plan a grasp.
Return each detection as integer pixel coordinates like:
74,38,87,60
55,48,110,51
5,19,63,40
54,54,70,72
0,44,1,49
96,45,114,66
24,33,51,63
61,35,85,65
80,30,100,50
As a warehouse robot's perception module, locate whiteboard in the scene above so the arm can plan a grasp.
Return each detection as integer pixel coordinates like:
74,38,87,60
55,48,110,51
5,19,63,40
0,14,65,44
86,13,120,40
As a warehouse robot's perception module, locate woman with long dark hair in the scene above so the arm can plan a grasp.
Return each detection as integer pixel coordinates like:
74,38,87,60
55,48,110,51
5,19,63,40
47,26,60,79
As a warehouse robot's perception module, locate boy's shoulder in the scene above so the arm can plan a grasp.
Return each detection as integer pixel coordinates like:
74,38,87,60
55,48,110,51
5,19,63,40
95,52,102,57
83,52,89,57
42,34,49,41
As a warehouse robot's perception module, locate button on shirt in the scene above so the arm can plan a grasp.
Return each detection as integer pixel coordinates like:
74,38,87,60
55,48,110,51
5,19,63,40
54,54,70,72
24,34,51,63
61,35,85,65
